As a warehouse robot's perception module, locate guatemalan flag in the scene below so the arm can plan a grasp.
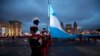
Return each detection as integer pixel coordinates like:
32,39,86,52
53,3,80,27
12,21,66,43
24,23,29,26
49,4,73,38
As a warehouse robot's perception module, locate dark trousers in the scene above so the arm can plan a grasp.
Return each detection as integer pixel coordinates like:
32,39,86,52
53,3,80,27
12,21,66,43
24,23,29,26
31,47,42,56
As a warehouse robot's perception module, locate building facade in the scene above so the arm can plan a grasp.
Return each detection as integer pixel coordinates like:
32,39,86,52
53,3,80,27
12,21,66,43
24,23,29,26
65,21,78,34
0,20,22,37
65,24,73,34
73,21,78,34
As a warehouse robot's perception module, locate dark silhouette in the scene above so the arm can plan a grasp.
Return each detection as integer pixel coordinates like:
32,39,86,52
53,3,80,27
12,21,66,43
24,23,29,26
29,18,42,56
79,34,82,43
33,18,39,25
41,28,48,34
30,26,38,35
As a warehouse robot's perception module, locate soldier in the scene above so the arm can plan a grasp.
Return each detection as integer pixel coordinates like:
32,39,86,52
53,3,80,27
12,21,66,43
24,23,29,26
29,17,42,56
41,28,48,35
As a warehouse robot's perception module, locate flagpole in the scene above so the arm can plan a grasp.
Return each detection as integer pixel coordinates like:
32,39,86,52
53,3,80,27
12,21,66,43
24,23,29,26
48,0,50,32
48,0,50,17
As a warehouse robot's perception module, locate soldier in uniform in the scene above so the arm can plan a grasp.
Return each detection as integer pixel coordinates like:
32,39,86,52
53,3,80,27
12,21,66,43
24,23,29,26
29,17,42,56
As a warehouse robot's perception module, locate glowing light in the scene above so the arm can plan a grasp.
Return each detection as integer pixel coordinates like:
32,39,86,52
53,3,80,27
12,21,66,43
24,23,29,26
2,27,6,36
0,40,3,42
67,30,71,32
77,27,82,29
82,32,85,34
24,39,27,42
23,33,32,36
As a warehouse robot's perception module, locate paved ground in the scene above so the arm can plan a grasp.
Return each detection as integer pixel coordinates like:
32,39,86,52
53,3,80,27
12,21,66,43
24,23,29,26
0,47,31,56
47,39,100,56
0,38,31,56
0,38,100,56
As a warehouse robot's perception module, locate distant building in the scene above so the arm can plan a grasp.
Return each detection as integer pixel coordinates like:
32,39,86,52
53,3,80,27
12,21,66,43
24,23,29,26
65,24,73,34
60,22,65,30
0,20,22,37
73,21,78,34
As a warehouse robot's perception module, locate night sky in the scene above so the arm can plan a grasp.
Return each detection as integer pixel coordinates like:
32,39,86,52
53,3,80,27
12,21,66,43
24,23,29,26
0,0,100,32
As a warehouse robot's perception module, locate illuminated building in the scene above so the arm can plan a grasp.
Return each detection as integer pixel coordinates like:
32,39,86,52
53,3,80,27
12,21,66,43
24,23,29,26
73,21,78,34
65,24,73,34
0,20,22,37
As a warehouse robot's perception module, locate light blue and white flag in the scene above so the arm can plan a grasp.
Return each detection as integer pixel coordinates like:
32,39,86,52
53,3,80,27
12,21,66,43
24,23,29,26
49,4,73,38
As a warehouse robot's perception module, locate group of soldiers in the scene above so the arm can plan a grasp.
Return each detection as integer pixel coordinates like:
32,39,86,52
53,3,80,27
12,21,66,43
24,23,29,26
29,18,51,56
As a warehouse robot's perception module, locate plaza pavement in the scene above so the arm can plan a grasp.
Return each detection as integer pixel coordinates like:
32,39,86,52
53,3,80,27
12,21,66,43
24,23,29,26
0,38,100,56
